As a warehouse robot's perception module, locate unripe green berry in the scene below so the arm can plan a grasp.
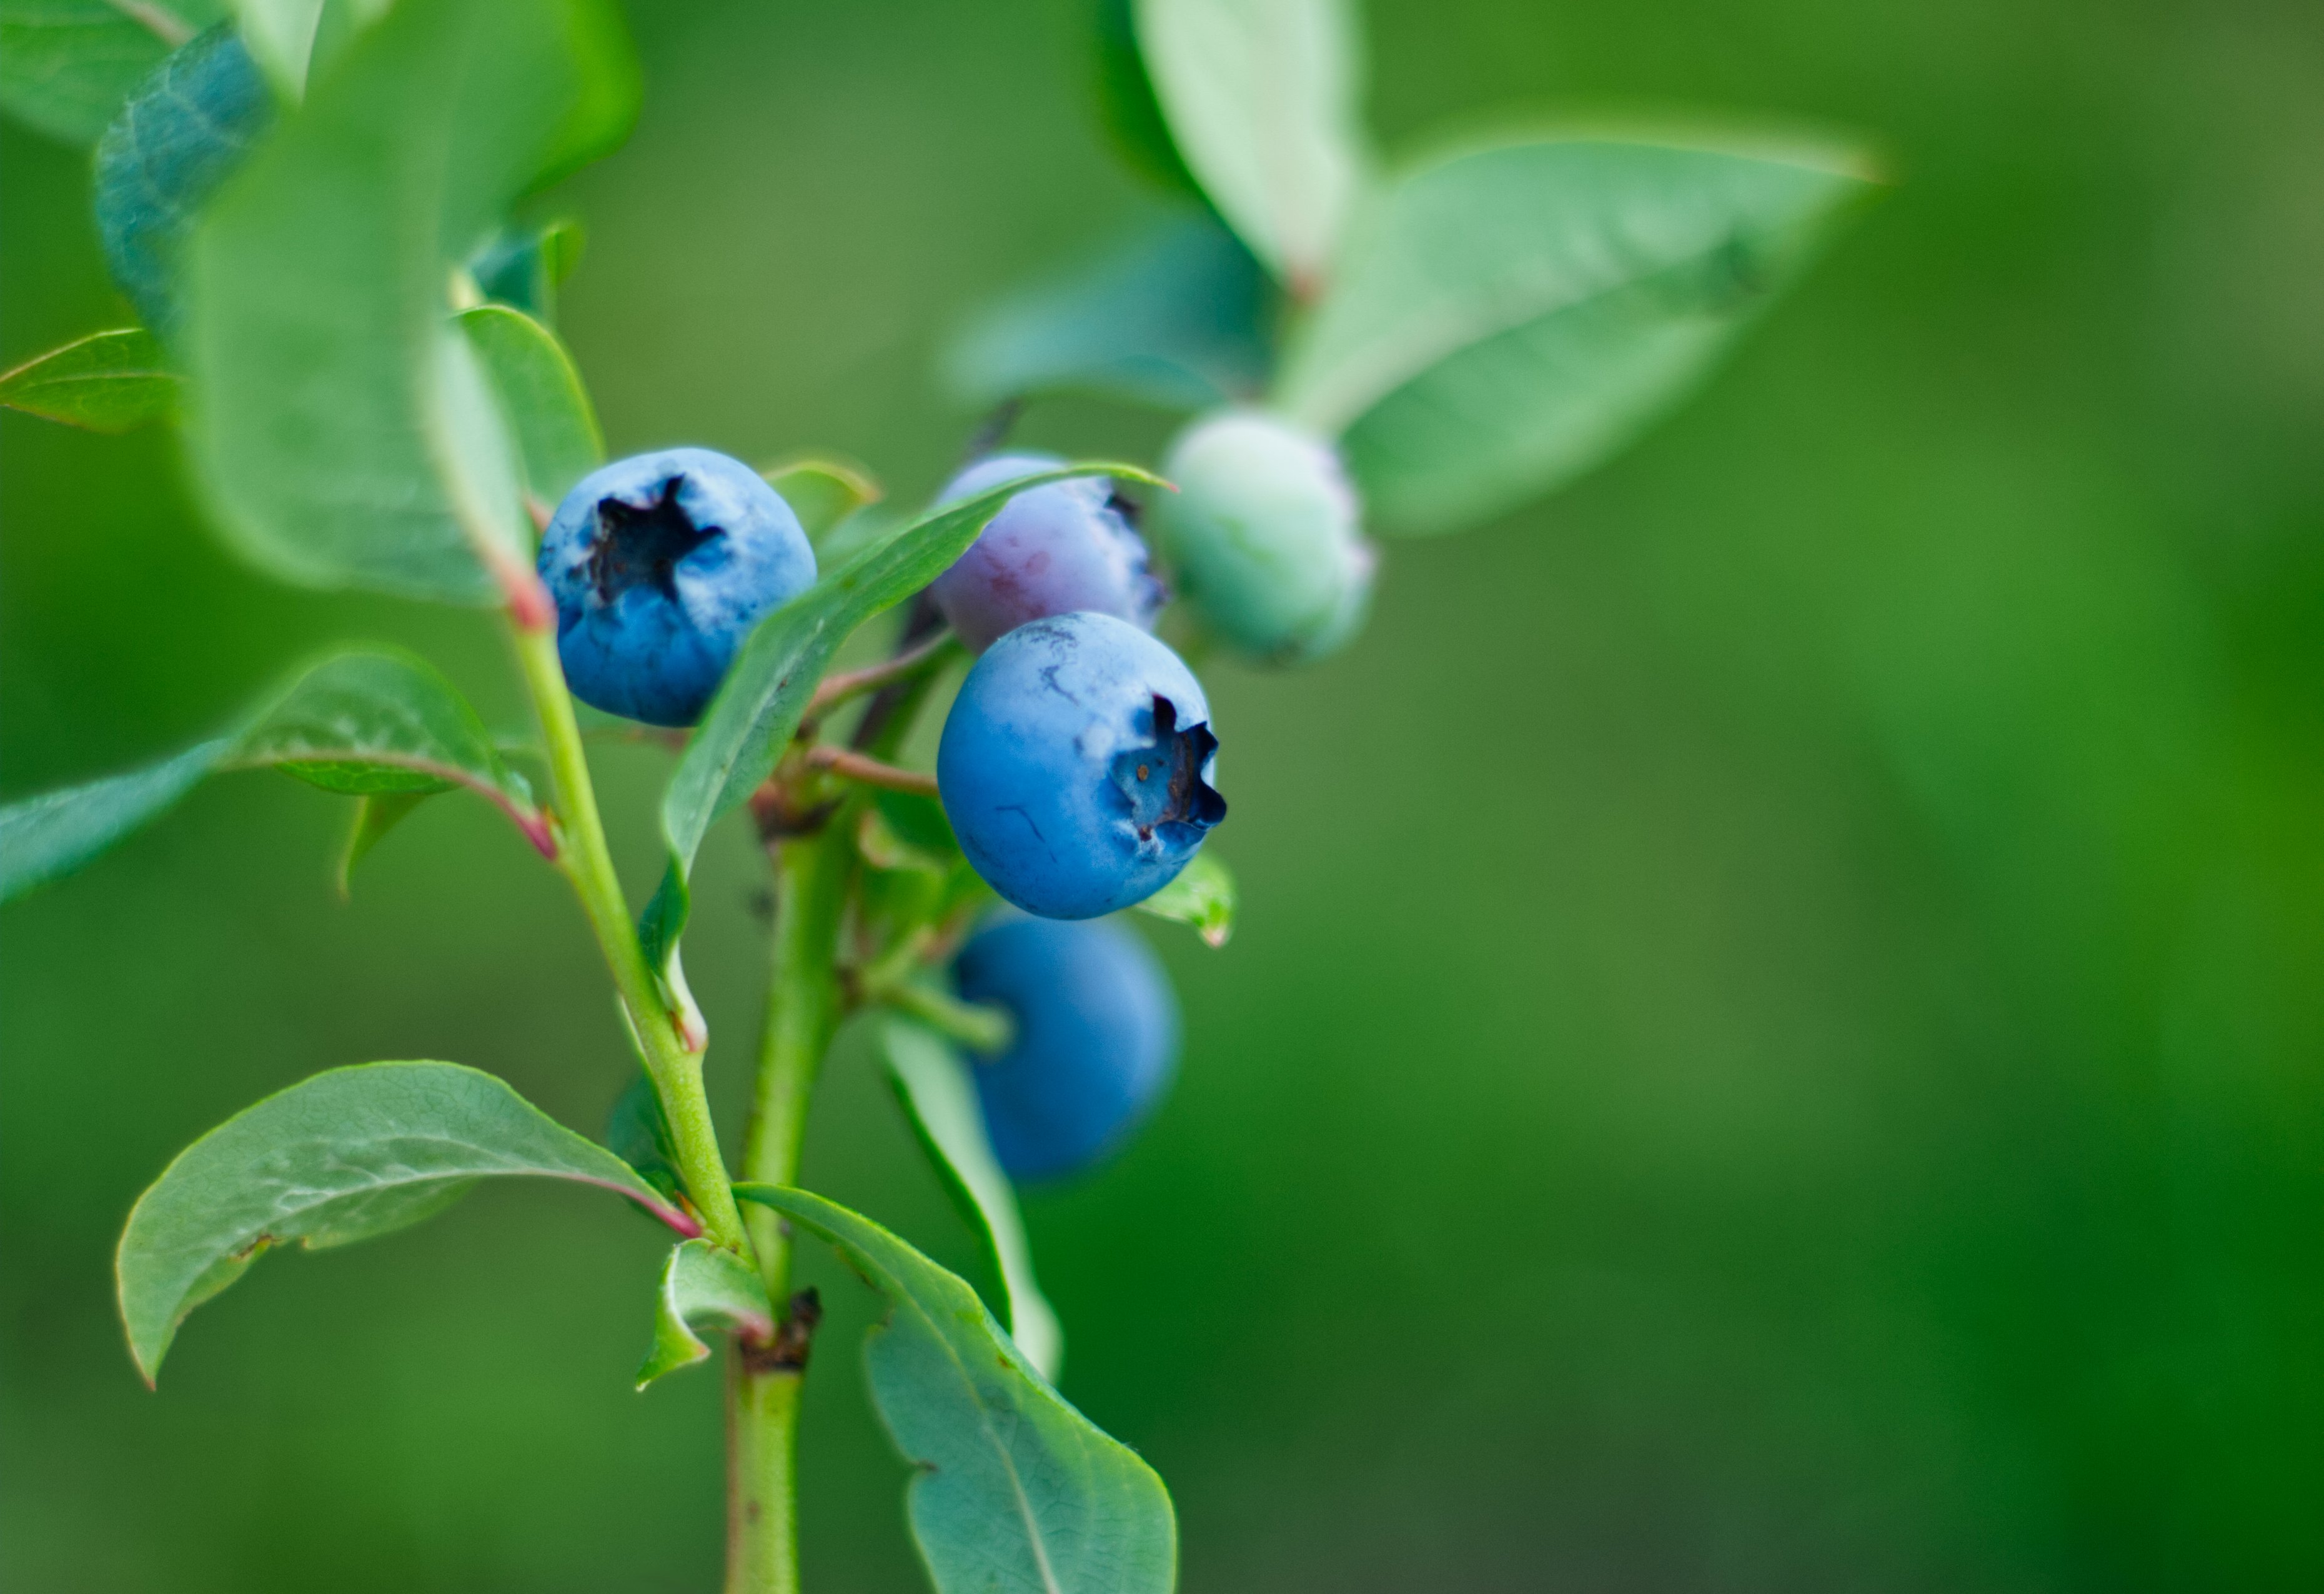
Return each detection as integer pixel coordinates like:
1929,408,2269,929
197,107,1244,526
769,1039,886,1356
1150,410,1375,665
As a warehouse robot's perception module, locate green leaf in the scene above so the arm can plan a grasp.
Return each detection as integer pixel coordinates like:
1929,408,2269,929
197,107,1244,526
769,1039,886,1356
603,1069,682,1202
182,0,635,605
1133,0,1367,291
459,302,604,506
1092,0,1196,195
1276,131,1880,532
334,788,432,895
1135,850,1236,946
636,1238,773,1389
0,739,229,904
225,0,390,101
763,454,883,542
226,0,320,97
883,1017,1063,1380
118,1060,697,1382
0,646,550,908
527,0,636,192
93,23,276,333
226,649,545,833
944,212,1272,413
734,1185,1174,1594
0,0,224,146
468,216,586,323
0,329,179,431
856,799,979,942
863,789,959,870
641,464,1156,980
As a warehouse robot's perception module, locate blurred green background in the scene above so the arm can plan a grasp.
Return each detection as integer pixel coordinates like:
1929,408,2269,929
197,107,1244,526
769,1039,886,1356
6,0,2323,1588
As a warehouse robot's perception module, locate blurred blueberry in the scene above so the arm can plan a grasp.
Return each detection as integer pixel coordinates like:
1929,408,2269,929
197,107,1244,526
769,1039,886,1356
930,452,1164,652
537,448,816,726
938,612,1224,919
953,914,1179,1180
1149,409,1376,664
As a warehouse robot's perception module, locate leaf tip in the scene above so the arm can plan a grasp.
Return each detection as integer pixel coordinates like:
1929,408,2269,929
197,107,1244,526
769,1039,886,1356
633,1339,710,1392
121,1312,168,1390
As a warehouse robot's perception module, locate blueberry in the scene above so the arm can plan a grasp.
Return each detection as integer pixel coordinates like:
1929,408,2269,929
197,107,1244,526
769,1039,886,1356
1148,410,1376,664
537,449,817,726
953,914,1179,1180
930,452,1164,652
937,612,1225,919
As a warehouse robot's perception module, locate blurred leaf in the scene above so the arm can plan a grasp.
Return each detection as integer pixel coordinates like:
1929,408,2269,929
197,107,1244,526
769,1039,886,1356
856,811,943,879
528,0,636,193
945,212,1272,412
0,0,223,146
92,24,274,332
334,788,432,895
604,1069,683,1202
733,1185,1174,1593
459,302,603,505
855,821,953,934
227,0,319,96
763,454,883,541
427,322,535,582
857,787,982,935
642,464,1154,981
882,1017,1063,1379
1135,850,1235,946
182,0,633,604
467,216,585,322
0,739,229,906
1276,132,1879,532
0,647,550,907
117,1060,699,1382
1092,0,1196,194
0,328,179,431
810,501,906,572
636,1238,773,1389
873,788,958,859
1133,0,1367,291
226,0,389,100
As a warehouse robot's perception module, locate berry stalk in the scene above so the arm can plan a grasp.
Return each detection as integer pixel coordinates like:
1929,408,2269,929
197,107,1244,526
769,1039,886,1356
863,975,1015,1055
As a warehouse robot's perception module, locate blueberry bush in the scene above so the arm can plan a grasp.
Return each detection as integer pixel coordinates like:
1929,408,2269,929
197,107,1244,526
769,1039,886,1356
0,1,1873,1588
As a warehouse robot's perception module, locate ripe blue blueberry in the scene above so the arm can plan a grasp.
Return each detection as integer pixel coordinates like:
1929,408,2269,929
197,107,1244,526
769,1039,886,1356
953,914,1179,1181
930,454,1164,652
1148,409,1376,664
937,612,1225,919
537,449,817,727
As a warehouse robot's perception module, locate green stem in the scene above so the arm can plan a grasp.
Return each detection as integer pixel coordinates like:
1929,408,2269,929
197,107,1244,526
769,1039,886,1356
742,827,852,1291
871,979,1014,1055
726,1350,805,1594
727,824,851,1594
509,621,748,1253
723,612,953,1594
